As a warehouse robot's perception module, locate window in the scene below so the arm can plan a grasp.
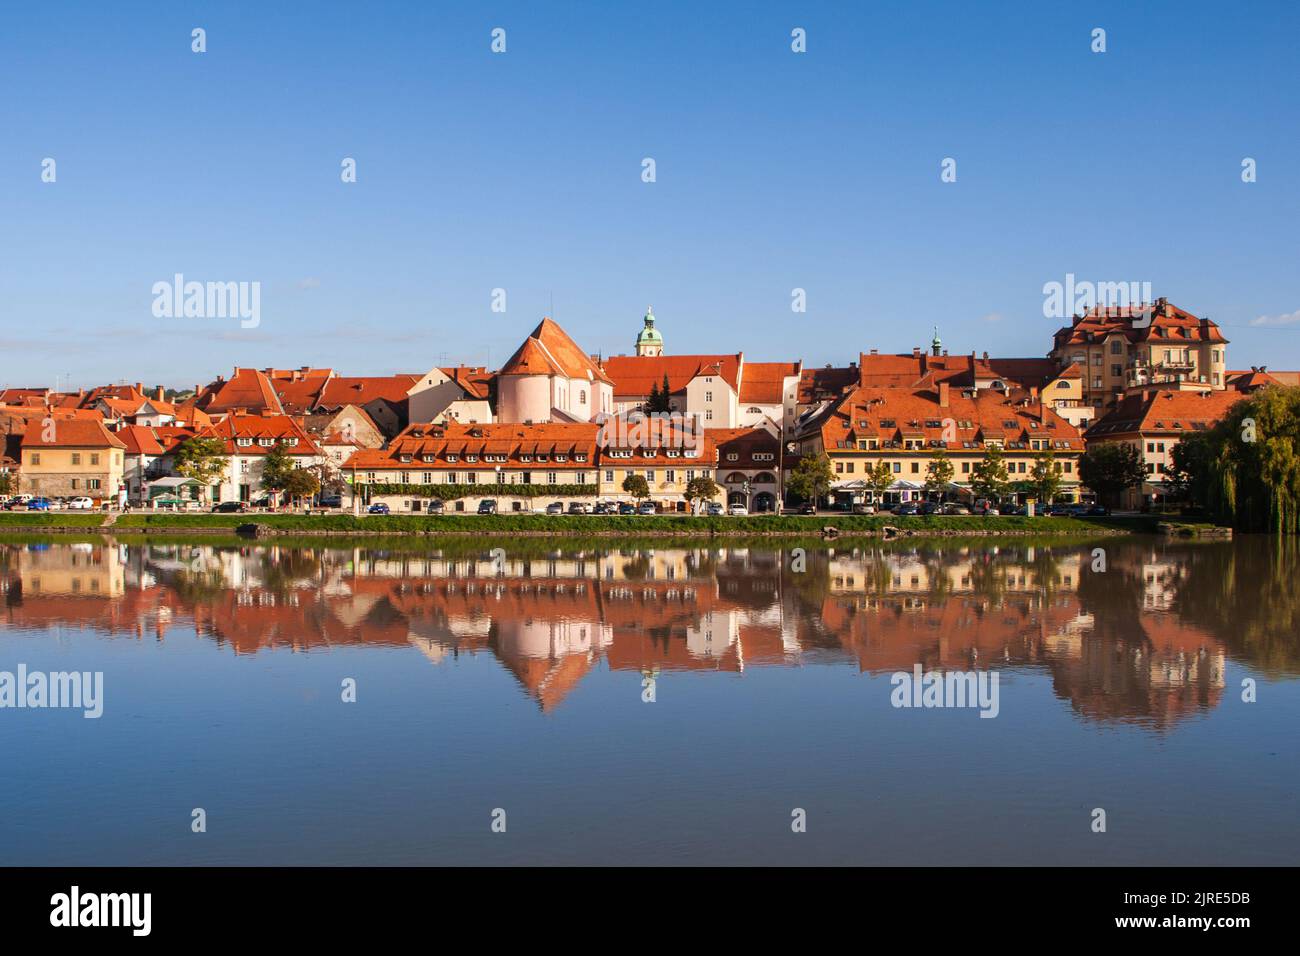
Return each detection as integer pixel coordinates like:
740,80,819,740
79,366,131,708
88,479,101,489
1110,341,1123,354
665,470,675,483
705,410,713,421
422,472,432,483
1110,365,1121,377
727,453,739,461
447,472,457,483
31,453,40,465
71,453,81,465
579,390,587,405
645,470,655,481
547,472,558,484
705,391,713,402
605,470,614,483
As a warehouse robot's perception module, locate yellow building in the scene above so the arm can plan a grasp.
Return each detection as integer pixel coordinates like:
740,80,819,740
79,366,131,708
20,418,126,501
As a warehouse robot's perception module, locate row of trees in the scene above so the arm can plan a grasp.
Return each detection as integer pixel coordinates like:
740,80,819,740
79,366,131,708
785,446,1069,505
1165,387,1300,533
173,438,321,506
621,473,720,511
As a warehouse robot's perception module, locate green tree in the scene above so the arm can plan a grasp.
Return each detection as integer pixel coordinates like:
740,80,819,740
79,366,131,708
260,442,294,499
1166,432,1213,507
647,380,662,413
282,468,321,507
923,450,954,498
1079,442,1147,509
622,473,650,501
787,453,834,506
0,471,14,496
865,460,895,505
969,446,1010,502
1029,451,1063,504
173,436,229,505
684,474,720,513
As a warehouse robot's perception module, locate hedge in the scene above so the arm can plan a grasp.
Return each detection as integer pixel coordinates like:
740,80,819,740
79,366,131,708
361,483,598,499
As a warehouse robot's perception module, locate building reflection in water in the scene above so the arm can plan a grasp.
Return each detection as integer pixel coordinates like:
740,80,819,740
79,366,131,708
3,537,1296,726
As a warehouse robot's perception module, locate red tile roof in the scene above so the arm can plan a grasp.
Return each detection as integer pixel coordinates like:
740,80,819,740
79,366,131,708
1053,298,1228,350
198,368,285,415
600,353,742,396
195,413,321,456
739,361,800,405
345,422,600,471
1085,389,1245,439
21,418,126,450
316,375,421,409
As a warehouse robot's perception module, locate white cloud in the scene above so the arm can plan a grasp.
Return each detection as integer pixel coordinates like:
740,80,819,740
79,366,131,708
1249,309,1300,327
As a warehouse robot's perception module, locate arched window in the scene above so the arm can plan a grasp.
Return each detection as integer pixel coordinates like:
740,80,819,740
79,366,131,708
579,389,587,405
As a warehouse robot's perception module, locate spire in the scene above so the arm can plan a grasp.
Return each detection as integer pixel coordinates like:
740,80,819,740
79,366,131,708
931,326,942,357
636,306,663,356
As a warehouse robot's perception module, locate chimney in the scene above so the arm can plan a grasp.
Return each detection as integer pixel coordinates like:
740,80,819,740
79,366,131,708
938,382,950,408
912,347,921,358
156,386,166,402
134,382,144,394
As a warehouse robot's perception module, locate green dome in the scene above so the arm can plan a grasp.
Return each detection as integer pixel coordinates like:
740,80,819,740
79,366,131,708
636,307,662,345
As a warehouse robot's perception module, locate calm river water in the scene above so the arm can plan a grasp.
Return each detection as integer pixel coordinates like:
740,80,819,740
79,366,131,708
1,535,1296,865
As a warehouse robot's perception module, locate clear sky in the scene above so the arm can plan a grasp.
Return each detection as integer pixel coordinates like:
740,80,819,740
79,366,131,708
2,0,1297,390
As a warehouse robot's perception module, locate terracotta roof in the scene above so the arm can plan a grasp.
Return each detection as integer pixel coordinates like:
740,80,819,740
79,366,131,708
739,361,800,405
195,413,322,455
600,353,742,396
316,375,421,409
1052,298,1228,350
345,421,600,471
499,337,564,377
808,383,1084,452
21,417,126,450
709,427,780,467
116,425,168,456
499,318,612,386
439,366,494,400
797,366,859,404
1085,389,1245,439
198,368,285,415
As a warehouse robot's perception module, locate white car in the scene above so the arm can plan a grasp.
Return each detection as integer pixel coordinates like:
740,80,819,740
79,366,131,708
728,504,749,516
67,497,95,510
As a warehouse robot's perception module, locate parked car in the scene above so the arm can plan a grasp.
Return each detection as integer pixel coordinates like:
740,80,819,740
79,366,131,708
798,502,817,515
972,502,1000,516
941,502,971,515
918,501,943,516
545,502,565,515
729,504,749,516
367,502,390,514
1080,505,1110,517
317,494,343,508
211,501,247,513
592,501,612,515
424,499,444,514
27,497,53,511
852,502,877,515
477,499,498,515
705,502,724,516
637,501,657,515
67,496,95,510
892,502,920,516
618,502,636,515
567,502,589,515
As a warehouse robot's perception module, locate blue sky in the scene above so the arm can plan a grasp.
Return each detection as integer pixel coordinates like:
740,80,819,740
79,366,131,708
2,0,1297,389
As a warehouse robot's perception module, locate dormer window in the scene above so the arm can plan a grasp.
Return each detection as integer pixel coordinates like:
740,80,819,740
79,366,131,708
237,438,253,447
258,438,275,447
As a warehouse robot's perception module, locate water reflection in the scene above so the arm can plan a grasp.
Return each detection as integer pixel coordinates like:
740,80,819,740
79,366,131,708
2,537,1296,726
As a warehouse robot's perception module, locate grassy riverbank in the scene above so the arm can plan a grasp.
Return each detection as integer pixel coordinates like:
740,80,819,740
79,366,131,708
0,513,106,528
92,511,1175,536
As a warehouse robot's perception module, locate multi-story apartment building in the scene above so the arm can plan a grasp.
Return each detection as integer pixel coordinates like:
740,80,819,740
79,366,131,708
1050,298,1229,411
194,412,324,503
791,379,1084,507
345,418,720,513
19,418,126,501
1083,388,1245,509
708,425,782,511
